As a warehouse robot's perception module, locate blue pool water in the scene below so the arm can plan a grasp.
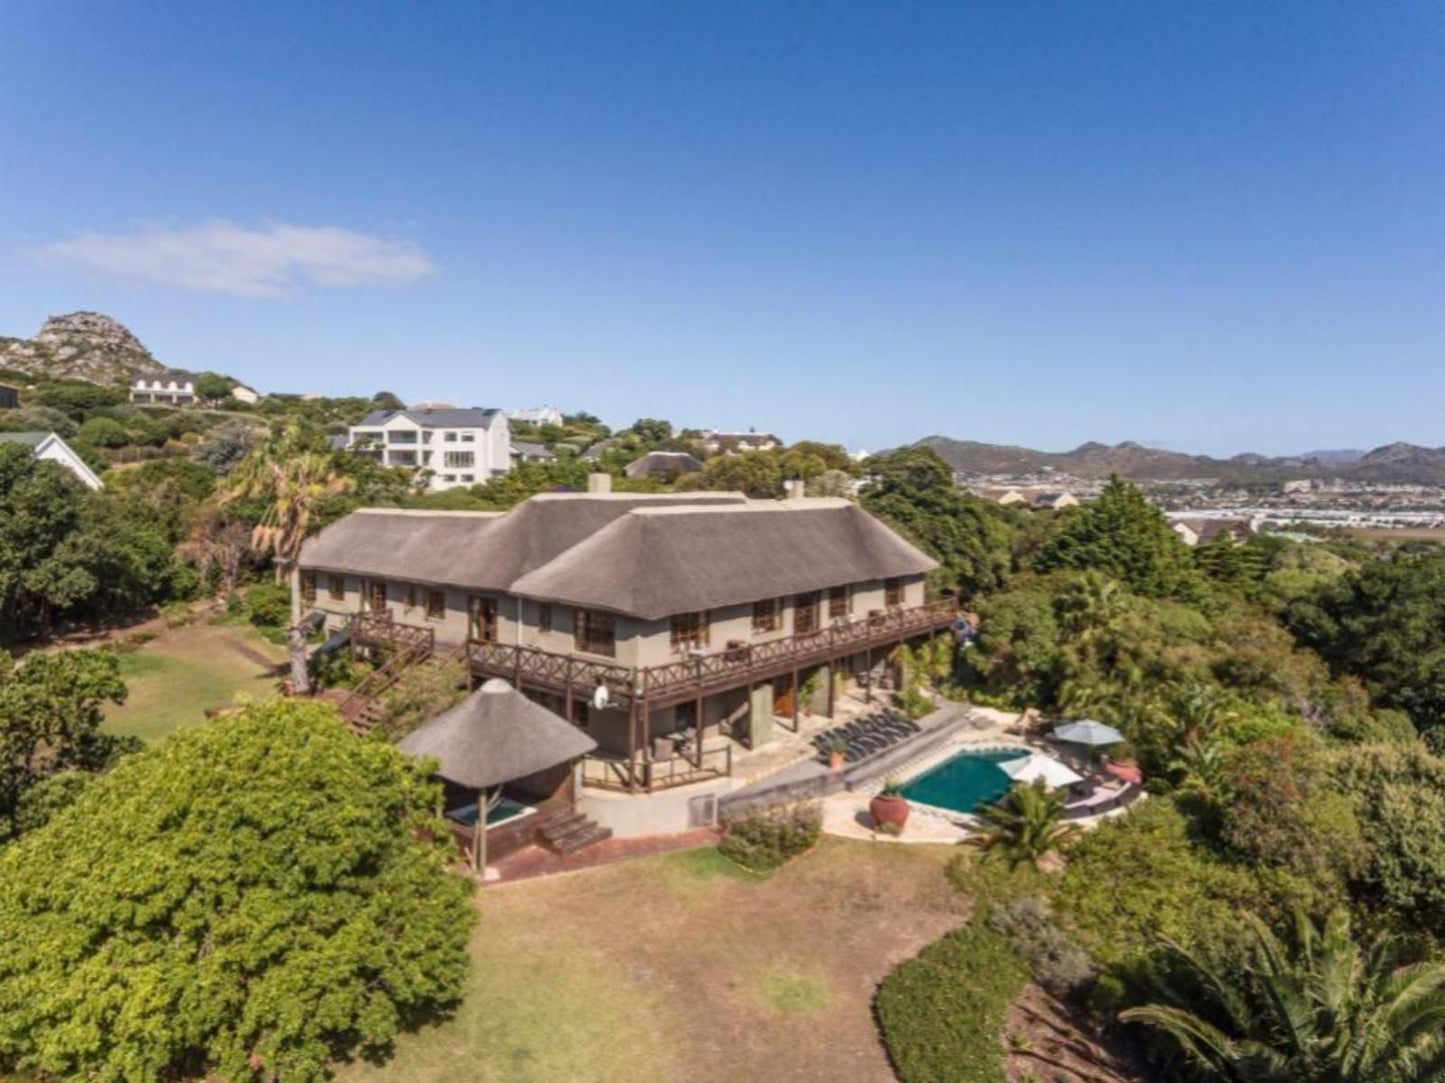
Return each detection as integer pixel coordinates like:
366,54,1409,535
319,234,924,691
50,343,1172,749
899,748,1029,814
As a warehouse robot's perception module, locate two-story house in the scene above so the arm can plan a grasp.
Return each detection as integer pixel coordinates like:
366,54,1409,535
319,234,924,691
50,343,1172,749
129,369,197,405
296,477,957,829
347,406,511,491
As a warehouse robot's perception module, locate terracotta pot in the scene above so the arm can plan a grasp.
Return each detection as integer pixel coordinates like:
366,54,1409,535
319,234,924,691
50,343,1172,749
870,793,910,831
828,750,846,770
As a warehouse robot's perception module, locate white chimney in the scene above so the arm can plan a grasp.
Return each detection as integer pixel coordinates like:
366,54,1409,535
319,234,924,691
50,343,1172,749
784,478,807,500
588,473,612,494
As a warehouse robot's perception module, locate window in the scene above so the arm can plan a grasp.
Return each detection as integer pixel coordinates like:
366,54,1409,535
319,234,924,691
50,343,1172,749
426,590,446,620
574,609,616,657
828,585,850,620
670,611,709,653
443,474,455,482
752,597,780,633
300,571,316,604
461,432,475,442
885,577,904,608
367,580,387,613
404,584,418,610
460,474,473,482
444,431,457,442
538,604,553,634
444,451,474,469
328,574,344,600
794,592,820,635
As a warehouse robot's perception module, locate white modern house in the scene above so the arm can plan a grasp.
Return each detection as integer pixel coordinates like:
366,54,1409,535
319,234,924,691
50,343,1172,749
699,429,781,453
0,431,104,490
348,406,512,491
129,369,197,406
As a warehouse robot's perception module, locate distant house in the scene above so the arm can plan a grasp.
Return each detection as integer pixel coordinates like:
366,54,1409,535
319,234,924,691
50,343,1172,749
230,384,260,405
699,429,781,454
347,406,511,491
624,450,704,480
511,441,556,463
509,406,565,428
130,369,197,406
1170,517,1257,548
0,431,103,490
977,486,1027,506
0,384,18,410
1030,490,1079,510
1281,479,1312,495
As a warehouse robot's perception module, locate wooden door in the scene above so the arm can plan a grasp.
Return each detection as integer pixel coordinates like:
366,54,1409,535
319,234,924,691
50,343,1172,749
793,592,820,635
366,579,388,613
468,595,498,642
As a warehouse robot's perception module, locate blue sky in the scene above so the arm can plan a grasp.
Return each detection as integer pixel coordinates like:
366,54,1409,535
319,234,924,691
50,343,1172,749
1,2,1440,456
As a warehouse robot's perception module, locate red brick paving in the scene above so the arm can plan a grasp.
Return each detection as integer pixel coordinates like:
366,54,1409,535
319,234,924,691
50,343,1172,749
488,828,720,885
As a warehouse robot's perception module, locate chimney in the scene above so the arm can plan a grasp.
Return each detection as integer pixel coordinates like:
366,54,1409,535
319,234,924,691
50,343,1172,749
588,473,613,494
784,478,807,500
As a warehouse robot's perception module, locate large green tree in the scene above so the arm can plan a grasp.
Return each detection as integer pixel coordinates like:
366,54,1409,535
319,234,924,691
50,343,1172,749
859,447,1014,597
0,699,475,1083
1036,475,1203,599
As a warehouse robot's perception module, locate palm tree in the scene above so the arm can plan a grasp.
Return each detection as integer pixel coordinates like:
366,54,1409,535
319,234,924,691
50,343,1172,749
1168,733,1231,802
969,780,1080,870
1121,908,1445,1082
223,423,353,694
1171,679,1239,745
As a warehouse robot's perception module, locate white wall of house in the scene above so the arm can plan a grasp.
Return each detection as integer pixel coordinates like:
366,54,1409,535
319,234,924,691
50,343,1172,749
347,413,512,491
129,375,196,405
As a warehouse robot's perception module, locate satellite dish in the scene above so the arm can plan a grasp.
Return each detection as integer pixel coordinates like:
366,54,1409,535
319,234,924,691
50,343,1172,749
592,683,611,710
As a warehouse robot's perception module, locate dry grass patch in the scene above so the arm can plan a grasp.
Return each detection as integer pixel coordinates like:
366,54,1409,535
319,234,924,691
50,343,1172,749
342,837,965,1083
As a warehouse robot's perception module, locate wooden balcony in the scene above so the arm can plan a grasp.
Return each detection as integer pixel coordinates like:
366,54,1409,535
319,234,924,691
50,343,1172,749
463,597,959,711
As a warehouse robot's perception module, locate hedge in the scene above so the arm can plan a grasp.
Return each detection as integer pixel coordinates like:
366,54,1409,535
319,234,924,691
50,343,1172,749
875,920,1030,1083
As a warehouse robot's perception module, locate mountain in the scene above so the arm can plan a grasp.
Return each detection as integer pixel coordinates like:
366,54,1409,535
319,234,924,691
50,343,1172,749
1299,448,1365,464
916,436,1445,486
0,312,163,386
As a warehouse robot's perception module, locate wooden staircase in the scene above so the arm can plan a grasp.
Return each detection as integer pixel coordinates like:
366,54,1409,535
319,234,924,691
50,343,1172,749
338,634,436,734
536,806,613,855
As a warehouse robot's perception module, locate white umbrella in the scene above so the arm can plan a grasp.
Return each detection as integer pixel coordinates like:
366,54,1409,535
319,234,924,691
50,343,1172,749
1000,753,1084,790
1052,719,1124,747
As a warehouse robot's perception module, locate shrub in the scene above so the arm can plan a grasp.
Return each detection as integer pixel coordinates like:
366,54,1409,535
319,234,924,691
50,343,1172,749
0,699,475,1082
371,657,469,739
718,801,822,871
875,919,1031,1083
985,895,1097,995
243,578,291,629
160,600,194,628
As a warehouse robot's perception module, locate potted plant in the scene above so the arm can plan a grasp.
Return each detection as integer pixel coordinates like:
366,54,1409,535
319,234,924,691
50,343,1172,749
823,736,848,771
870,779,910,832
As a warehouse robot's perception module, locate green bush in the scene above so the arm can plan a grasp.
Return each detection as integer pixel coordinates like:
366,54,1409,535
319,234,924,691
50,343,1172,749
985,895,1096,995
718,801,822,871
243,578,291,629
875,919,1031,1083
0,699,475,1082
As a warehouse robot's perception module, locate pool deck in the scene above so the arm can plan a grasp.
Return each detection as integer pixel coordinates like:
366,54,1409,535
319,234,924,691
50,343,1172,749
818,706,1141,844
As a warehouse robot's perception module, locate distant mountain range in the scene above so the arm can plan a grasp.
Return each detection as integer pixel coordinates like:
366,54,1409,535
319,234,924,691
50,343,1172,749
0,312,162,386
915,436,1445,486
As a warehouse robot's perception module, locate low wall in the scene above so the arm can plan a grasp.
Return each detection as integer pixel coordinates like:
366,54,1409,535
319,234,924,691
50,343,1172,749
579,775,733,837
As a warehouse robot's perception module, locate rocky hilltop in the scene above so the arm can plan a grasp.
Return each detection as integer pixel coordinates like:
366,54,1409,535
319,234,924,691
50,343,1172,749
917,436,1445,487
0,312,162,386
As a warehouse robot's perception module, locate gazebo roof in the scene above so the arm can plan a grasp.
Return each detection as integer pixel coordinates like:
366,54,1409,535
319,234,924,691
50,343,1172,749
397,678,597,789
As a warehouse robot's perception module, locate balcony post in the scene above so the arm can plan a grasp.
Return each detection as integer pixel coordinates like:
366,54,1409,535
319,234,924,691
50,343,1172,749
627,672,640,794
564,657,574,723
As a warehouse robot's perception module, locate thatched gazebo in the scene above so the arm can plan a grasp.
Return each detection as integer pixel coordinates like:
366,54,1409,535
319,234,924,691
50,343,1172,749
399,678,597,869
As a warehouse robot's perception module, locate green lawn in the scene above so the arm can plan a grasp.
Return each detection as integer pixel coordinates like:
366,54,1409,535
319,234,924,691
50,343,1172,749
103,623,287,743
337,838,965,1083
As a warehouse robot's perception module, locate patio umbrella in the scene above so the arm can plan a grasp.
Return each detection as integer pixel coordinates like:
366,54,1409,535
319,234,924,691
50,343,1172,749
1052,719,1124,747
1000,753,1084,790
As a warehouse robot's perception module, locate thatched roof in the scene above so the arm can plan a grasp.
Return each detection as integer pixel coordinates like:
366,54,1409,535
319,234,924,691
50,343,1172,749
300,491,936,620
397,678,597,789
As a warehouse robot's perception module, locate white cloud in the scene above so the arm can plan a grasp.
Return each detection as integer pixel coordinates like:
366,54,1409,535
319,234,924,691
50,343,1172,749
35,220,437,298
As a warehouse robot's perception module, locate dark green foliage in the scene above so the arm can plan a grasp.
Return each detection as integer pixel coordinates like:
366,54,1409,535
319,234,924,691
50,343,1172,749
1121,908,1445,1082
875,919,1030,1083
1036,476,1203,599
0,648,130,840
0,699,475,1082
1287,547,1445,733
243,579,292,629
30,380,126,419
194,372,233,403
75,414,129,447
717,801,822,871
860,447,1014,598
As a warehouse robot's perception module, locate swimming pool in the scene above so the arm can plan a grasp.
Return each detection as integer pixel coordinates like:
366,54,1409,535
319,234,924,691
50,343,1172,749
899,747,1029,815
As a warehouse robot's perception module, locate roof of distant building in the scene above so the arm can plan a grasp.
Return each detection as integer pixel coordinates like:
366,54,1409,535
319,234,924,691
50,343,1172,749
355,407,502,428
0,430,48,448
132,367,199,382
510,441,555,459
624,450,704,477
300,492,935,620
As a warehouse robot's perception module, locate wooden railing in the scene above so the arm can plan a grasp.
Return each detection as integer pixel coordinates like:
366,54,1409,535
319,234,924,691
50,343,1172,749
351,611,434,657
465,598,958,711
340,613,436,732
581,743,733,794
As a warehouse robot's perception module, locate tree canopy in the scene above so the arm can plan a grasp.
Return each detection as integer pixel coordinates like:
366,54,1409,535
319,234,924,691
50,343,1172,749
0,699,475,1082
